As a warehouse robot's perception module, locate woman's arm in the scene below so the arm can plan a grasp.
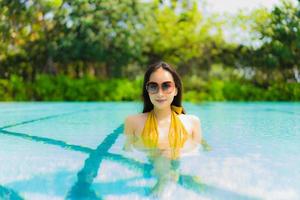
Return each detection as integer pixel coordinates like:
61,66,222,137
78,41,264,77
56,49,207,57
191,115,202,144
191,115,212,151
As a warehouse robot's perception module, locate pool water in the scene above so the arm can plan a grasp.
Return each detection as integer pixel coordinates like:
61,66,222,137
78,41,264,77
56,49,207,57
0,102,299,200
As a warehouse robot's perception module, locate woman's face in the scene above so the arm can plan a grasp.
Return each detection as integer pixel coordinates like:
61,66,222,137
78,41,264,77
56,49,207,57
147,67,178,110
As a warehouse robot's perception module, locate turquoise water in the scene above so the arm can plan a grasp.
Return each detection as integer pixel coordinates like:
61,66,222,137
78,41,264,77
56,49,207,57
0,102,299,200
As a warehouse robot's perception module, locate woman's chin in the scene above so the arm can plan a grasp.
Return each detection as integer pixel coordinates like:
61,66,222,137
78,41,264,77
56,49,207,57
153,104,169,110
152,101,171,109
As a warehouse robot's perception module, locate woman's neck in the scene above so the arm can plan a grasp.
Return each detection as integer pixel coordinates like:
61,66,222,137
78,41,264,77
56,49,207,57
153,106,172,121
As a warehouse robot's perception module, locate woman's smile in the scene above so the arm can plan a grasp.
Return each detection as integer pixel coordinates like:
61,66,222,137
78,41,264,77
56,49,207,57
156,99,167,103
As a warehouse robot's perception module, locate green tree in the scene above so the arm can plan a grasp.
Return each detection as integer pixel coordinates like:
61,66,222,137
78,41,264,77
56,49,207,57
142,0,227,77
0,0,152,79
236,0,300,83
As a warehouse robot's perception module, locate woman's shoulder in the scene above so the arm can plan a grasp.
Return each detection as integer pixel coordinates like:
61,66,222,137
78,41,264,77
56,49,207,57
178,113,201,126
125,113,148,131
177,113,201,139
125,113,148,123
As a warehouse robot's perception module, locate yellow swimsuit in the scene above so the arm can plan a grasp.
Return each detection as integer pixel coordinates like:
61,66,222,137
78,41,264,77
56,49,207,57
141,105,189,159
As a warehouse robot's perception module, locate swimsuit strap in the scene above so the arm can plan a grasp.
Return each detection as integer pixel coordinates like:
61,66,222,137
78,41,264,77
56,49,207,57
171,105,183,114
141,106,189,159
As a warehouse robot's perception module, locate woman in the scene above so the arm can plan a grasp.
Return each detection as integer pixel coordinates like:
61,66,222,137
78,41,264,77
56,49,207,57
123,61,204,195
124,61,202,157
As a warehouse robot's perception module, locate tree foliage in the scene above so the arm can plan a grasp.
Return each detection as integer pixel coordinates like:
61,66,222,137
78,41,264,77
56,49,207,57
235,0,300,83
0,0,299,102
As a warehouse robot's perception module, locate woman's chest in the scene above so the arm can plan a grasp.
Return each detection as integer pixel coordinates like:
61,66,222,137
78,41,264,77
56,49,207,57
134,115,193,148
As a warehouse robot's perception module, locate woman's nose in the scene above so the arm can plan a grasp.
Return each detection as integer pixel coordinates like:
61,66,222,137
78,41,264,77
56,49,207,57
157,87,164,96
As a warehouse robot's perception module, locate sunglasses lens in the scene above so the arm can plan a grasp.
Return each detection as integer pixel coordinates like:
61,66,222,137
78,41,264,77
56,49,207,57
146,82,158,94
146,82,174,94
162,82,174,93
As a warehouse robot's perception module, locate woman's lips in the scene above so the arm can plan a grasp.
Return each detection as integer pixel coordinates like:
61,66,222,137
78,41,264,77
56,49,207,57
156,99,167,103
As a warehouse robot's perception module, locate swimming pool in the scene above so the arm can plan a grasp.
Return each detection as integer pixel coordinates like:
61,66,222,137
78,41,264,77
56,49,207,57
0,102,299,200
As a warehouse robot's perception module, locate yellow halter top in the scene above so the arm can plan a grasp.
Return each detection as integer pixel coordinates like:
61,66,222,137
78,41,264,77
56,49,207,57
141,105,189,159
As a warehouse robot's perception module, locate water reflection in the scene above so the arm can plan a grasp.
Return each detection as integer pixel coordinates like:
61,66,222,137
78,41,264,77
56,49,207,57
123,130,210,198
1,121,259,199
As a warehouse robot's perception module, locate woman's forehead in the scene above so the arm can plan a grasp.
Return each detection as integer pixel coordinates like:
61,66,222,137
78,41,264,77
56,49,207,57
149,68,174,82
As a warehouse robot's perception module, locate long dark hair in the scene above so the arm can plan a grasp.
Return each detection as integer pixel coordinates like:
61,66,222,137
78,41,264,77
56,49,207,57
142,61,185,113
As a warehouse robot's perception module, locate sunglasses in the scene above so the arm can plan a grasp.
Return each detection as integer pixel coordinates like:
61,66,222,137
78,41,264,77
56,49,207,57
146,81,175,94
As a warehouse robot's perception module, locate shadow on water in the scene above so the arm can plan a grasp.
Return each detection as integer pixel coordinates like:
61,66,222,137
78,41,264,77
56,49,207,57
0,106,103,130
0,129,92,153
6,171,151,198
0,185,24,200
264,108,300,116
178,175,261,200
0,129,152,175
6,171,75,197
1,124,260,199
67,124,124,199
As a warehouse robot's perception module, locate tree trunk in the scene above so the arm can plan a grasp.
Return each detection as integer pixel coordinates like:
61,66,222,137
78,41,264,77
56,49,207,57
44,56,57,75
293,66,300,83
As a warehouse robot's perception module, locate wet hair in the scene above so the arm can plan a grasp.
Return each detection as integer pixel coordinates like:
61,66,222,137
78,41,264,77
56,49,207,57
142,61,185,113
